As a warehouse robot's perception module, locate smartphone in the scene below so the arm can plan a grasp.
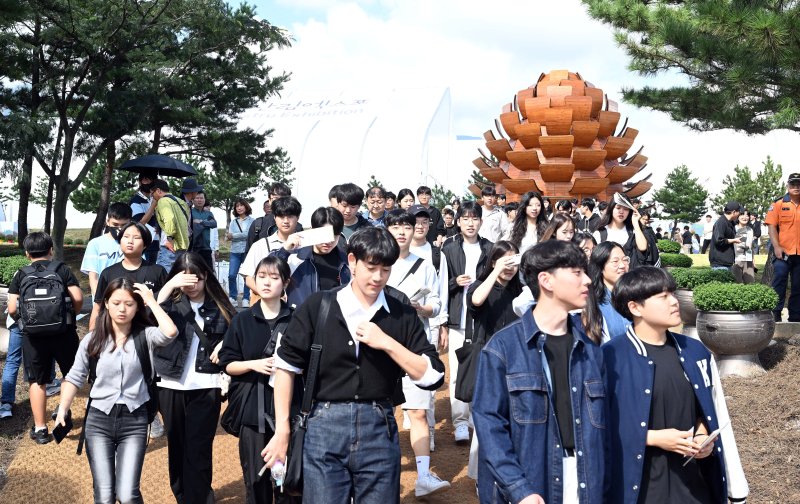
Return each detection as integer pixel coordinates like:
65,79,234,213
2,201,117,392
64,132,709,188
509,254,522,266
52,411,73,444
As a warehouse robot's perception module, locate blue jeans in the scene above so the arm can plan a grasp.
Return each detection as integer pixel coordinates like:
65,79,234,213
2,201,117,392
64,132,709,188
1,323,22,404
303,400,400,504
228,252,248,301
772,256,800,321
85,404,149,504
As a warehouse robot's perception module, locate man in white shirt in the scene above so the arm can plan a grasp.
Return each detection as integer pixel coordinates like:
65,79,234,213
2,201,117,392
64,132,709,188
479,186,508,243
385,210,450,497
702,214,714,253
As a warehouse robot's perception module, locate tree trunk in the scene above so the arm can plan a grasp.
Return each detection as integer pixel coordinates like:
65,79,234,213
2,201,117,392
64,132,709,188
90,143,115,238
151,124,161,152
50,173,71,261
17,154,33,248
44,177,54,234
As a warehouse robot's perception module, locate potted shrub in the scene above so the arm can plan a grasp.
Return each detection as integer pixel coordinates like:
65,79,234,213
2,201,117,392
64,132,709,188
660,253,693,269
657,239,681,254
0,255,29,354
669,268,736,327
693,281,778,378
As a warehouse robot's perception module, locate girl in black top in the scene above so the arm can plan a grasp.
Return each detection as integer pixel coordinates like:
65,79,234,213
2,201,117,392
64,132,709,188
218,256,302,504
468,240,523,342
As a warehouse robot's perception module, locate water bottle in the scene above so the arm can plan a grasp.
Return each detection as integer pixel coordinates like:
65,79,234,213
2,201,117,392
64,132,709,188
271,460,285,491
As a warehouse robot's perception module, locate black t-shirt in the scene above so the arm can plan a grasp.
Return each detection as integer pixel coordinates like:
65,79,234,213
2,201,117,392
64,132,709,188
93,261,167,303
682,231,693,245
467,280,522,344
313,251,342,291
639,339,713,504
9,259,80,294
543,332,575,450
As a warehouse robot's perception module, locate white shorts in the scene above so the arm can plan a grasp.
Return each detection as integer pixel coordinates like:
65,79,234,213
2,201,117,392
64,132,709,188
400,375,432,410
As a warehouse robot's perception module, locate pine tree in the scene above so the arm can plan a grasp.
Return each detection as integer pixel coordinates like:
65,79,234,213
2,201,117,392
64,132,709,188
652,165,709,228
711,157,784,218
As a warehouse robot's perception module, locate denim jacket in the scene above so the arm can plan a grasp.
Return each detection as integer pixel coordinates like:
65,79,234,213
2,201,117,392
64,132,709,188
472,311,607,504
271,244,351,309
602,327,729,504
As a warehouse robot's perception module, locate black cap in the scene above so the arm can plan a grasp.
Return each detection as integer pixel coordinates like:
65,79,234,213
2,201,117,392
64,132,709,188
180,177,203,193
724,201,742,213
788,173,800,183
408,204,431,218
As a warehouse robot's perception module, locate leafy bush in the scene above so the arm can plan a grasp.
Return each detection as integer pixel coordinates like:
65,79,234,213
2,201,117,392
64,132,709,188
660,253,693,268
657,239,681,253
670,267,736,290
0,255,30,285
693,282,779,312
74,238,86,245
64,237,75,245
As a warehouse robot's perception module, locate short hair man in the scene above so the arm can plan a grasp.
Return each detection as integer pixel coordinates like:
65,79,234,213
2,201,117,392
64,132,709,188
766,173,800,321
363,186,388,227
416,186,446,246
479,186,508,243
504,201,519,225
245,182,294,256
701,214,714,254
442,207,458,238
180,177,204,248
8,232,83,444
577,198,599,233
336,182,371,239
80,202,131,298
384,191,397,211
710,202,742,271
240,196,302,305
151,179,190,271
328,184,342,207
263,227,445,501
441,201,493,444
130,171,160,263
681,225,693,254
472,240,606,503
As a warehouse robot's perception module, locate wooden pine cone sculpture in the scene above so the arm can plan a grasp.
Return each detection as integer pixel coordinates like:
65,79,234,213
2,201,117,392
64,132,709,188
471,69,652,202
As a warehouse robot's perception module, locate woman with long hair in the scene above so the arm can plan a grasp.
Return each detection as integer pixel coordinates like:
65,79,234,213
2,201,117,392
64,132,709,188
227,198,255,306
55,279,177,504
540,213,576,242
587,241,631,342
505,191,548,253
155,252,236,504
594,196,656,268
397,188,415,210
219,256,302,504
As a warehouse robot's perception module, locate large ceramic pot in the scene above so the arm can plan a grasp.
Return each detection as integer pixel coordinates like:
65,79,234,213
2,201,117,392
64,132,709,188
674,288,699,339
696,310,775,378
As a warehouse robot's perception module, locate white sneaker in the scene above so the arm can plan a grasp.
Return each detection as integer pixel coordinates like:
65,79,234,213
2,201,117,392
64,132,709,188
0,403,12,419
415,472,451,497
454,423,470,444
150,415,165,439
45,378,61,397
229,297,238,308
429,426,435,452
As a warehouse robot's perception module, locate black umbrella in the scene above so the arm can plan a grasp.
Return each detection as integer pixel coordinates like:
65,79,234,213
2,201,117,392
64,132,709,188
119,154,197,178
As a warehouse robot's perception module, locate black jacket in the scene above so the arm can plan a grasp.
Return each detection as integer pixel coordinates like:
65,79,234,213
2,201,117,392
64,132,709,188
441,235,494,327
710,216,736,268
577,214,600,233
155,296,231,379
425,206,447,243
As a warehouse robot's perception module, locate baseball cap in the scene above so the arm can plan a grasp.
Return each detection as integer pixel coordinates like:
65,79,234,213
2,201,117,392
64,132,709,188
408,204,431,218
787,173,800,183
724,201,743,213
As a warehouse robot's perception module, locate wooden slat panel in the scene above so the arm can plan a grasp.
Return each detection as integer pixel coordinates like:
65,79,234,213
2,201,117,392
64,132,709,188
607,164,640,183
506,150,541,171
605,95,619,112
515,122,542,149
549,69,569,81
467,184,482,198
604,136,635,160
517,89,534,118
570,178,610,196
584,87,604,118
472,157,493,171
544,108,573,135
480,166,510,184
539,135,574,158
483,130,496,142
564,95,593,121
623,127,639,140
571,121,599,148
503,179,541,195
560,79,586,96
572,148,606,170
524,97,551,124
540,162,575,182
597,111,621,138
625,180,653,199
486,139,512,162
623,153,648,169
500,112,521,140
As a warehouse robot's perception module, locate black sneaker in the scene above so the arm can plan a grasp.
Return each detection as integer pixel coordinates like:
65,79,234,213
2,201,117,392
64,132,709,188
775,312,782,322
30,426,52,445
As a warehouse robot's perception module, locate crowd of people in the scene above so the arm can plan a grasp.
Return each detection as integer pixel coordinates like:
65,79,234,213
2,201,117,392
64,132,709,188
14,170,800,503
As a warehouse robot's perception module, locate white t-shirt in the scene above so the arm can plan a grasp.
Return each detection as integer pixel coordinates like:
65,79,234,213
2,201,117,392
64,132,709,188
481,206,508,243
411,242,449,328
461,241,482,329
593,226,629,247
388,254,440,340
239,235,285,278
157,300,220,391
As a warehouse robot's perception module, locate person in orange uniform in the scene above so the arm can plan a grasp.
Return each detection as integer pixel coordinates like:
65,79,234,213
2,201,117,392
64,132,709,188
765,172,800,322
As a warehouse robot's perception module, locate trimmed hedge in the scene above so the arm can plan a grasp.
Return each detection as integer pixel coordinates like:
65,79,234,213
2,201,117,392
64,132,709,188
0,255,30,285
660,253,693,268
669,267,736,290
693,281,778,312
657,239,681,253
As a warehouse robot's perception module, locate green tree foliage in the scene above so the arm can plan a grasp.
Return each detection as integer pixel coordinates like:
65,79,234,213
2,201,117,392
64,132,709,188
582,1,800,133
0,0,291,258
431,183,457,210
652,165,709,225
710,157,784,218
265,152,296,188
366,175,384,189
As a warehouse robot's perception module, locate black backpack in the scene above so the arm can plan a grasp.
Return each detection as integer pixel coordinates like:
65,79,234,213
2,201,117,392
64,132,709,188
18,261,70,336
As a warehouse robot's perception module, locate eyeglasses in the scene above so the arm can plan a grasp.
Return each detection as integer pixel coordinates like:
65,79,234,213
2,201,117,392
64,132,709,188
608,257,631,267
460,217,480,223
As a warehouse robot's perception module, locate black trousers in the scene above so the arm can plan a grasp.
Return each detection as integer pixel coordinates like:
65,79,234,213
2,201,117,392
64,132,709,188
701,239,711,254
239,425,301,504
158,387,221,504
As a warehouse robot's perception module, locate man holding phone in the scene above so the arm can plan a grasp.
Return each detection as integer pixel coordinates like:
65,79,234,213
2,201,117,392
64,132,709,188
440,201,493,444
766,173,800,322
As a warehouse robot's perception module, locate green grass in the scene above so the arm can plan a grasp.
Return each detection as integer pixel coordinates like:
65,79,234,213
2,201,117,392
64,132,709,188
686,253,768,269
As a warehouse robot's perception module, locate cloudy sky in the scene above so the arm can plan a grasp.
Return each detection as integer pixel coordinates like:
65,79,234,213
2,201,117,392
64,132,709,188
246,0,796,207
